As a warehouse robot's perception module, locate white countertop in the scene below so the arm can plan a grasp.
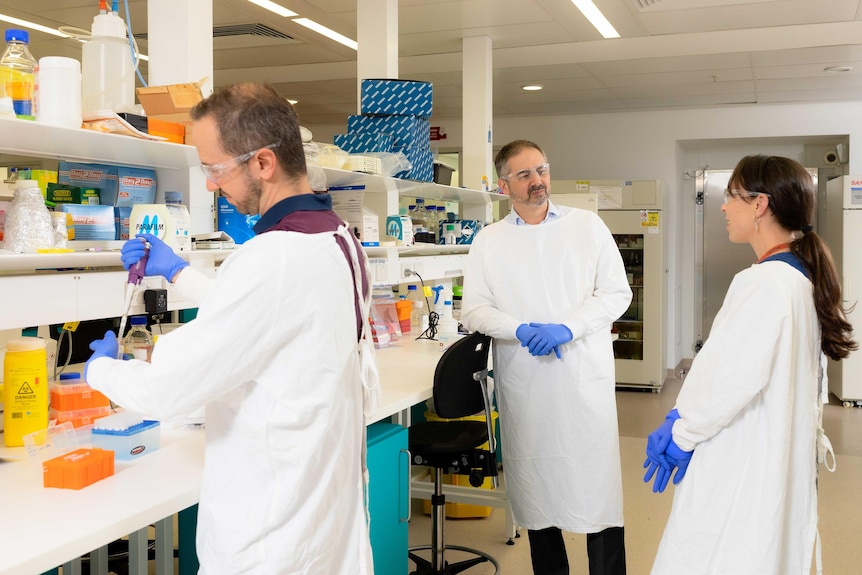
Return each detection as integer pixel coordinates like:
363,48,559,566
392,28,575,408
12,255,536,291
0,337,443,575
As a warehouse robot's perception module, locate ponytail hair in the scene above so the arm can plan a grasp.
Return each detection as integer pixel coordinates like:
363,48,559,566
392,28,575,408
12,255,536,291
731,155,857,360
791,230,857,360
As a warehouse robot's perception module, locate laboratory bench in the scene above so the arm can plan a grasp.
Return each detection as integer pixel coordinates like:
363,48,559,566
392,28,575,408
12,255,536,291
0,337,462,575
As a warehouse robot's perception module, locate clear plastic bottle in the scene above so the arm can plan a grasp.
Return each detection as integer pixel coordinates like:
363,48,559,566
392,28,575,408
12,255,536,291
0,29,39,119
407,284,426,330
123,316,153,362
435,206,447,239
81,7,135,113
414,198,429,227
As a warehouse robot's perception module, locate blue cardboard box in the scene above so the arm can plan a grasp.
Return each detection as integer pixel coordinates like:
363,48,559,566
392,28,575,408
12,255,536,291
438,219,481,245
334,132,394,153
360,79,433,119
217,197,258,244
58,162,157,207
394,145,434,182
347,115,430,149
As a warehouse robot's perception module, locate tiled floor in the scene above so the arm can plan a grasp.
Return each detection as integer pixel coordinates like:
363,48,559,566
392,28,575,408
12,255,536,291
407,375,862,574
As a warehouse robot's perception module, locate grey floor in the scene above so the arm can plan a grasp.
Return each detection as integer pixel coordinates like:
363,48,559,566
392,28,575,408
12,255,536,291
407,373,862,574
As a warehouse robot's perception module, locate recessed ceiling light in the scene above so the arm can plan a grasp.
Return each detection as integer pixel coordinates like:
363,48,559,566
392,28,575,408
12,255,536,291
824,66,853,73
292,18,357,50
522,85,544,91
571,0,620,39
287,99,298,105
247,0,298,18
0,13,70,37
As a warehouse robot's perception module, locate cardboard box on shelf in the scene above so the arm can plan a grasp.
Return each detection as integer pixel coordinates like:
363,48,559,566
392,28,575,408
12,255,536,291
147,117,185,144
136,83,204,145
58,161,157,207
360,79,433,118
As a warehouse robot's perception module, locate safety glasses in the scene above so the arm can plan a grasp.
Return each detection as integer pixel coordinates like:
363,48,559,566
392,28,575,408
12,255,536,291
200,142,280,184
723,188,770,204
500,162,550,182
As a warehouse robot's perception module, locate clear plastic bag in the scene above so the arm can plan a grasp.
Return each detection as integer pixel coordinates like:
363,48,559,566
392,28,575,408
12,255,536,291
4,182,55,253
310,143,350,169
363,152,411,177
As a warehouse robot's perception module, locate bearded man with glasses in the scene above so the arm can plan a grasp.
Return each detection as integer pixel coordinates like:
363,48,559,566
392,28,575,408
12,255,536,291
84,83,378,574
461,139,632,575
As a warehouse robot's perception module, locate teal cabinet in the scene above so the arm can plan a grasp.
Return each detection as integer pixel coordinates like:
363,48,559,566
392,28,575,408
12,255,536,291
367,422,409,575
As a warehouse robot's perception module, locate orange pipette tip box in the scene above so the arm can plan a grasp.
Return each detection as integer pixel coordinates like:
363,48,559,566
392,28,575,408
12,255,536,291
43,448,115,490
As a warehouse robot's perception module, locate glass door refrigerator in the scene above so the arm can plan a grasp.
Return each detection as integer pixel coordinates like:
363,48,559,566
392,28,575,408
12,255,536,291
819,175,862,407
588,180,666,391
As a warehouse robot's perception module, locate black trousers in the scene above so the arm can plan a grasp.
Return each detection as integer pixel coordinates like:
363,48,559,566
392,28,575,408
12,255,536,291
527,526,626,575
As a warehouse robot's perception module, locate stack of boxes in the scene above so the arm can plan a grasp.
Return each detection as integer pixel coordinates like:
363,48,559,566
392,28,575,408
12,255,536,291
57,161,157,240
334,79,434,182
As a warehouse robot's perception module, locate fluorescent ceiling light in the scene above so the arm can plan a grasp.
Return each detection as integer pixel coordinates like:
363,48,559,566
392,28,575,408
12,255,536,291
522,84,544,91
287,98,298,104
247,0,298,18
571,0,620,39
292,18,358,51
0,13,70,38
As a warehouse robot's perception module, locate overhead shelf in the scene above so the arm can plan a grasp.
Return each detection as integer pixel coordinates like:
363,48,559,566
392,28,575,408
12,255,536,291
0,117,200,170
321,167,505,205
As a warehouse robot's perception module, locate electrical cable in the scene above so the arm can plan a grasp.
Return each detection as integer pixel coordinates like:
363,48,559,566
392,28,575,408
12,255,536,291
405,270,439,341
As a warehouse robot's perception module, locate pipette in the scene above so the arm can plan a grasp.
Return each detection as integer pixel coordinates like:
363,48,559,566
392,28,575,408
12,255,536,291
117,239,149,359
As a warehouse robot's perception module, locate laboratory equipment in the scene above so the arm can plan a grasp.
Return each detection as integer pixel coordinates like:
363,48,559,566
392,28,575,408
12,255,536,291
36,56,82,129
559,179,665,390
117,238,149,358
407,284,424,330
81,0,135,114
49,373,112,428
3,336,48,446
43,447,115,489
123,316,153,361
451,285,463,321
395,296,412,335
818,175,862,406
0,29,38,118
92,411,160,460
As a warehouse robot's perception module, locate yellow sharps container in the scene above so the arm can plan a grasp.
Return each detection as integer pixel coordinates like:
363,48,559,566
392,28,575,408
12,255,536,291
3,337,48,447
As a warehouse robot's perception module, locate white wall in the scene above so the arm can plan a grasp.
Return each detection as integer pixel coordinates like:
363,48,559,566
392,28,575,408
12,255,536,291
308,100,862,373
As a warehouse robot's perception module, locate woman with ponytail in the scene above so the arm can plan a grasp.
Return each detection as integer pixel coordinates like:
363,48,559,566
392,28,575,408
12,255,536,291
644,155,856,575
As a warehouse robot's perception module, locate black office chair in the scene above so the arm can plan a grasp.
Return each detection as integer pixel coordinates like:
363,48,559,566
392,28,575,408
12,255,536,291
408,332,500,575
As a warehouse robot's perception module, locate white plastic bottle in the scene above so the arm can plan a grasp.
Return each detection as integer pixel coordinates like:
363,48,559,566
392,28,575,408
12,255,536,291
81,8,135,114
0,29,39,119
124,316,153,361
37,56,82,128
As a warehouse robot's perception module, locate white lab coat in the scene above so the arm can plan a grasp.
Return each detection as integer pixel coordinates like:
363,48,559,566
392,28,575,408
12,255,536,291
461,207,632,532
651,260,827,575
87,229,375,575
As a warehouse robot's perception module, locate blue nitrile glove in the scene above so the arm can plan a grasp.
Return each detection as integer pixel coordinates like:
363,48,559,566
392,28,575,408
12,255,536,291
643,408,680,493
665,439,694,486
85,330,118,380
121,233,188,282
516,323,540,348
527,323,573,359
